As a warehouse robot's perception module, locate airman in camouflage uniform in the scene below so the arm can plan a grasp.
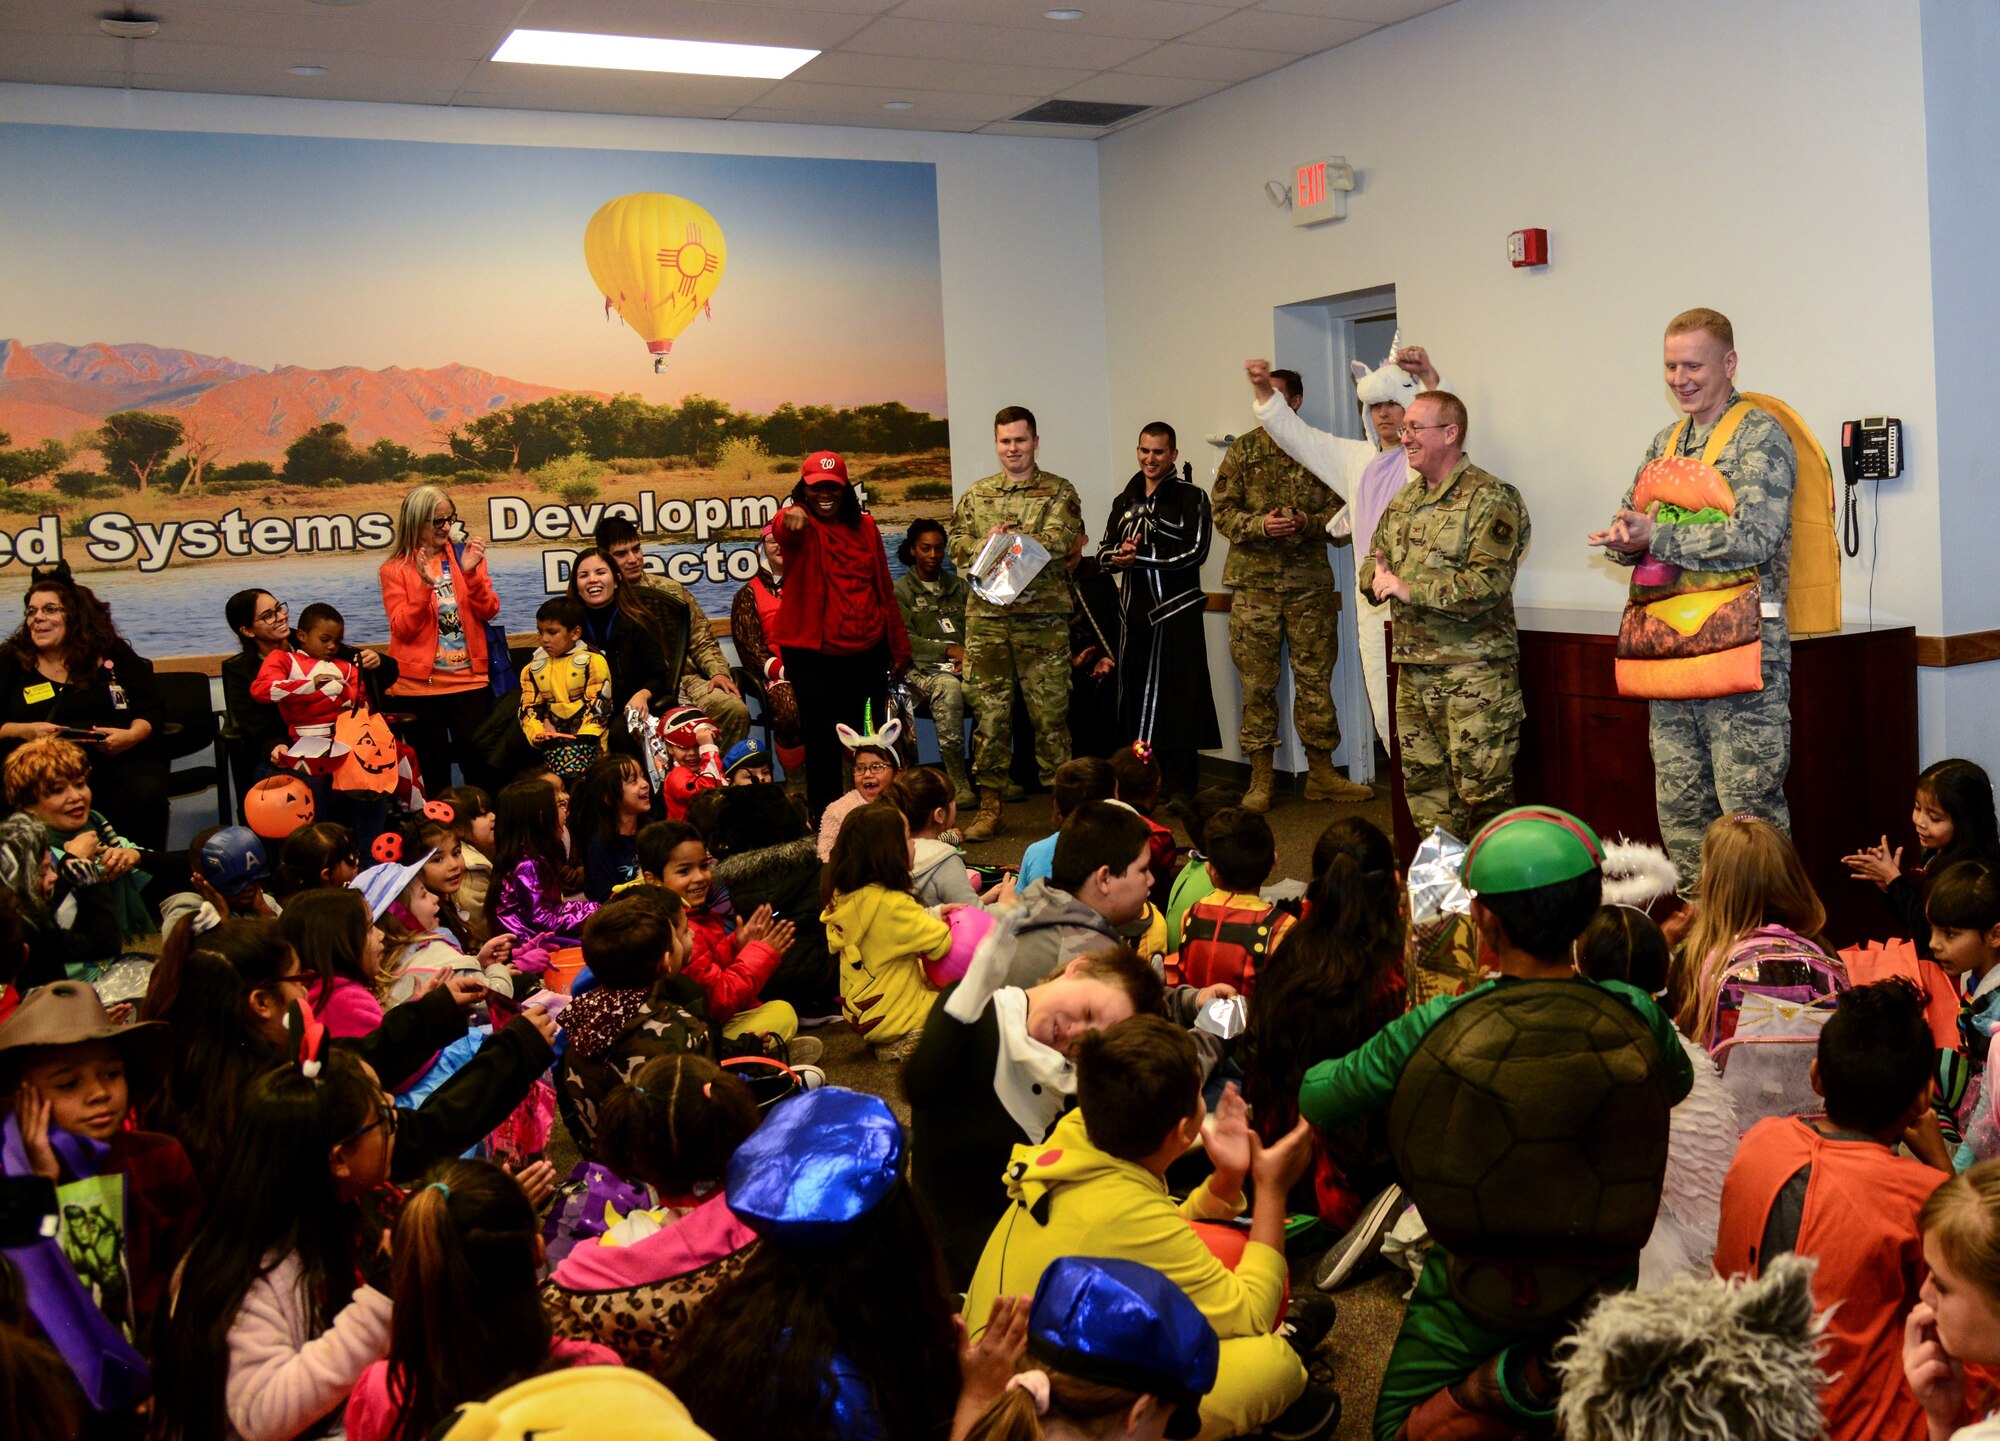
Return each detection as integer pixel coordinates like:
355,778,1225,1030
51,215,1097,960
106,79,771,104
1592,309,1796,886
947,406,1084,840
1359,391,1529,840
1212,411,1345,809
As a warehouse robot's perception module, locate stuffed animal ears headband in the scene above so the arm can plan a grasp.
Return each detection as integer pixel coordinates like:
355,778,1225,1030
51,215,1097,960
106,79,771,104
1600,839,1679,910
1350,327,1426,408
836,703,902,755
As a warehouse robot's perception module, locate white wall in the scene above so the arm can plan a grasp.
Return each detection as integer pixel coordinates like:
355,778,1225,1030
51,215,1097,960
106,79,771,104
1097,0,1958,756
0,82,1112,504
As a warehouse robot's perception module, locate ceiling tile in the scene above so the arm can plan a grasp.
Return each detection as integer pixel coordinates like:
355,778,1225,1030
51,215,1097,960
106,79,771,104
730,105,984,131
95,8,512,61
1178,9,1375,51
185,0,528,20
506,0,872,49
885,0,1232,43
1113,40,1293,82
111,40,480,89
457,90,746,117
789,48,1092,95
976,119,1122,138
842,15,1154,68
1251,0,1457,21
454,62,780,106
746,79,1034,121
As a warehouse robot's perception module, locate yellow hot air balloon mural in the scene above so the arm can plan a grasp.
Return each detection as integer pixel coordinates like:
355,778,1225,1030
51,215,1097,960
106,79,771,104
584,193,728,373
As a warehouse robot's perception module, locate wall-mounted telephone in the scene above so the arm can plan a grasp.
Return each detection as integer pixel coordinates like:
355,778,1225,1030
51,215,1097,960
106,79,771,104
1841,417,1901,483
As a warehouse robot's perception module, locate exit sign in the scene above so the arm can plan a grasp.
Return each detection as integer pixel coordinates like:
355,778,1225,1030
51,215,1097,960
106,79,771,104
1294,155,1354,228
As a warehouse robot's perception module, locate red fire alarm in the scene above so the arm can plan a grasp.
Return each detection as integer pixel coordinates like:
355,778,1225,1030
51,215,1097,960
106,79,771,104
1507,228,1548,267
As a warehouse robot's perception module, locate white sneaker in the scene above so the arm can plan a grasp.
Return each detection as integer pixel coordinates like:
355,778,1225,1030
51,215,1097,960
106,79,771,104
790,1063,827,1091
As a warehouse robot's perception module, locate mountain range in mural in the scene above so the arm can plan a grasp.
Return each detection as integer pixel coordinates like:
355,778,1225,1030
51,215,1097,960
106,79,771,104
0,340,589,461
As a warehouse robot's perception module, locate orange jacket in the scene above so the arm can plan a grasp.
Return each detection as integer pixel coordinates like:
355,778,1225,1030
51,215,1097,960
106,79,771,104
377,546,501,684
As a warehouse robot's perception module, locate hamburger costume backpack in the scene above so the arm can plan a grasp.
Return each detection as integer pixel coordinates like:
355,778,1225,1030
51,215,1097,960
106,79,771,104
1297,807,1692,1439
1615,395,1838,699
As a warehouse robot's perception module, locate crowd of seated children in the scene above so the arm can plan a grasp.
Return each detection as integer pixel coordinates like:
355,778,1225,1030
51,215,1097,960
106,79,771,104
1300,808,1691,1440
816,718,901,860
822,799,951,1062
344,1157,621,1441
1846,758,1998,956
1716,979,1951,1441
892,764,978,906
1014,756,1115,895
570,754,652,903
554,889,708,1157
963,1015,1329,1440
1240,816,1406,1246
517,596,611,780
485,777,597,949
543,1051,763,1375
1173,808,1292,993
661,1087,962,1441
905,942,1164,1288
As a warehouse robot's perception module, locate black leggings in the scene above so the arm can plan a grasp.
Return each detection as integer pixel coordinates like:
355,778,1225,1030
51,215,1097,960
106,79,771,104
786,643,890,817
395,687,499,796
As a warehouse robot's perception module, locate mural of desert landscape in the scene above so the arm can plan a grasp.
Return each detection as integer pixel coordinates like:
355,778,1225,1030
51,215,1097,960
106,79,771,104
0,124,952,655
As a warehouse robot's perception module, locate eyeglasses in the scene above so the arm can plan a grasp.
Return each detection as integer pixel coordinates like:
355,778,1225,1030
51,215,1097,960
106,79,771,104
334,1098,399,1149
852,762,893,776
431,512,459,528
255,601,289,624
1396,422,1452,437
23,603,63,619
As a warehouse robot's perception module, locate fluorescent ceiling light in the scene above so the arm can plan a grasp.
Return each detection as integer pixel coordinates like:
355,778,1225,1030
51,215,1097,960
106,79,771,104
491,28,817,79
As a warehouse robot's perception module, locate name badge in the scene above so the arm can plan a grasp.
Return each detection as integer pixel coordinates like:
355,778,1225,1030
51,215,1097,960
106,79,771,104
938,618,956,634
21,682,53,704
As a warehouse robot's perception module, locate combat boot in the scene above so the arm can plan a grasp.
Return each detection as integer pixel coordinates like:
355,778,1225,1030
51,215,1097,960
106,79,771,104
962,787,1005,842
942,752,977,808
1304,747,1374,802
1241,751,1276,814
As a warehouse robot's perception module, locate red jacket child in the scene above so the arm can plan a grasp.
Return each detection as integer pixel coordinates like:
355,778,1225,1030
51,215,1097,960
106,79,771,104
658,707,723,822
683,907,783,1026
251,648,363,763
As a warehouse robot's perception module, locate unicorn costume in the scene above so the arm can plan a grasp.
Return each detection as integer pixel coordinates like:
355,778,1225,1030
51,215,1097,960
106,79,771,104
815,709,902,861
1250,333,1444,743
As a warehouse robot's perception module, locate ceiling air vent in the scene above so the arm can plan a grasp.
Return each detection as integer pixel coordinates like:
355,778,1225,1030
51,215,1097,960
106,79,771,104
1006,100,1150,127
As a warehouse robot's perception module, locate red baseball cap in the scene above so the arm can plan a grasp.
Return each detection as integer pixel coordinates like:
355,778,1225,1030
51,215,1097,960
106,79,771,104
801,450,850,486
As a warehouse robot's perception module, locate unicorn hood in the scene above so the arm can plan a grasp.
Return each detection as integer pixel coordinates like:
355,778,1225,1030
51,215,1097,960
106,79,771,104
1351,329,1427,408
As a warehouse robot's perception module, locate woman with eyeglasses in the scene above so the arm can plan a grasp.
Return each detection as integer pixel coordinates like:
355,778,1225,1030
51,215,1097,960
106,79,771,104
222,588,388,798
377,485,502,796
0,565,171,849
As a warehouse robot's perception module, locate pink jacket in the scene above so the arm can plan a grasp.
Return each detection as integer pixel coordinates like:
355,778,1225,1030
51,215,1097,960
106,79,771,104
304,975,383,1040
219,1250,390,1441
342,1339,621,1441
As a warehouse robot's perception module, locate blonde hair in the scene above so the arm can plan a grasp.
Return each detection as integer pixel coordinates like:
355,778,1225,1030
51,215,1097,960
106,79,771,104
389,484,452,567
1666,307,1735,349
1922,1161,2000,1313
1674,815,1828,1042
960,1373,1150,1441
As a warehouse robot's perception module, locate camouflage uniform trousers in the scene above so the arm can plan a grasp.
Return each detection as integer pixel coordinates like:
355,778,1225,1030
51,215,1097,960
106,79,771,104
1396,659,1524,841
906,667,969,766
1228,587,1342,754
681,673,750,751
1650,627,1792,888
966,611,1071,788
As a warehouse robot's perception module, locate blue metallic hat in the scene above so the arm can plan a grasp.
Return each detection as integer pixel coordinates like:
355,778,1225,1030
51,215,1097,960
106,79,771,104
198,825,270,895
1028,1257,1219,1440
725,1087,903,1248
722,738,767,777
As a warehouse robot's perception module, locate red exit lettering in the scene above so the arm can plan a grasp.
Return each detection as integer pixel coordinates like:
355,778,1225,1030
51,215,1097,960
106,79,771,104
1297,162,1325,208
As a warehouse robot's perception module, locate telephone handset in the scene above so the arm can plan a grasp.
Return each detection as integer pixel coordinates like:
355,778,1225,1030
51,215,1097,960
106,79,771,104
1838,416,1901,558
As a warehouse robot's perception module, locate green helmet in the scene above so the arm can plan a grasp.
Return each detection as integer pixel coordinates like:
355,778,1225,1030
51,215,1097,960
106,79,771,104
1463,806,1604,895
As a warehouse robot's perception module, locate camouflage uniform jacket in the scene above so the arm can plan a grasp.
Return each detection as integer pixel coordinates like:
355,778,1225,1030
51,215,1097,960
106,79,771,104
638,574,732,683
1210,425,1341,591
1611,391,1798,615
893,568,971,669
948,467,1084,618
1358,458,1529,665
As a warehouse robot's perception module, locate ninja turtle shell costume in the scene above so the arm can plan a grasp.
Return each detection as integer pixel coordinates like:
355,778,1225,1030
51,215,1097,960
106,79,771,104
1298,807,1692,1439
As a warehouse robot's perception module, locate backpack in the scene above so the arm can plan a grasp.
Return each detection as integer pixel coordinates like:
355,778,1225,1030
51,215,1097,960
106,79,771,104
1388,980,1672,1330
